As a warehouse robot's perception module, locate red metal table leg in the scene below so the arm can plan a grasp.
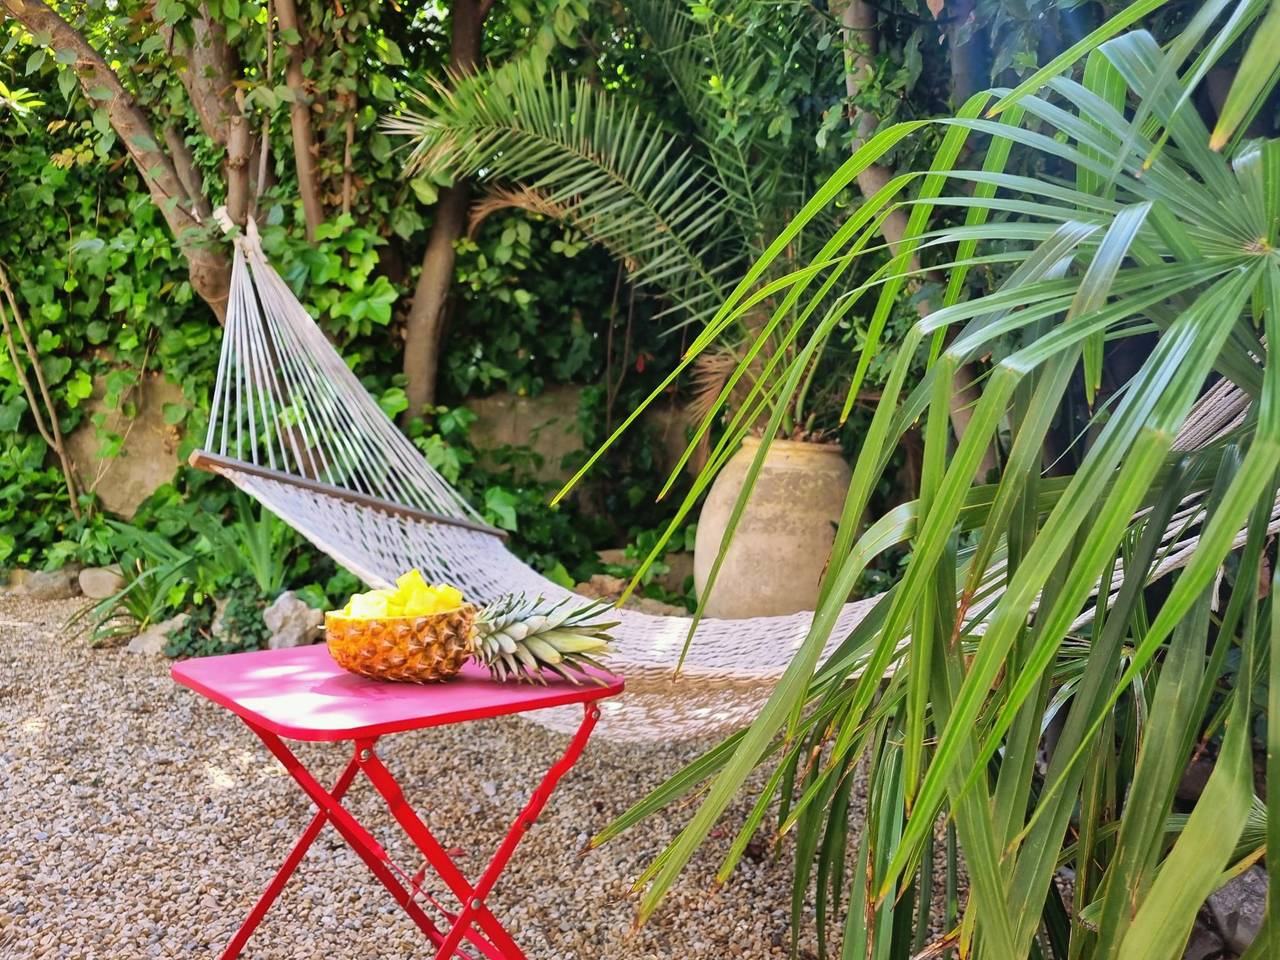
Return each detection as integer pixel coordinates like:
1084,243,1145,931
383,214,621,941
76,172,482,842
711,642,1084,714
360,702,602,960
220,753,363,960
244,725,453,950
221,701,602,960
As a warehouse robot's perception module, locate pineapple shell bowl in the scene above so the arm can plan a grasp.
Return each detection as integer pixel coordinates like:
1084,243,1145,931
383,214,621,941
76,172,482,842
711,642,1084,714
325,604,477,684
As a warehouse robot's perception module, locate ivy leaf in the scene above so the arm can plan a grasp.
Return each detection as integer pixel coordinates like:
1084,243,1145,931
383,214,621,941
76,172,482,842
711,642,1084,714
85,320,110,344
376,386,408,418
543,560,574,589
377,38,404,66
0,398,27,433
409,177,438,205
154,0,184,23
369,73,396,102
65,370,93,407
41,355,71,385
390,206,424,240
484,487,519,532
162,402,187,425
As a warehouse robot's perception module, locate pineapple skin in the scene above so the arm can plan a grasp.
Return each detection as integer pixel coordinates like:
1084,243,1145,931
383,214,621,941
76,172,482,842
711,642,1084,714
326,605,476,683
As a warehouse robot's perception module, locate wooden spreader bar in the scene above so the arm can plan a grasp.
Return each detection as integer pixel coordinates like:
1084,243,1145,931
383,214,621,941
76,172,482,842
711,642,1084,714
188,448,508,541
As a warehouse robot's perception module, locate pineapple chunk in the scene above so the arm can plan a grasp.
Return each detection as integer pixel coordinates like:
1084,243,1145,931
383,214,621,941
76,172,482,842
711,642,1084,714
331,570,465,620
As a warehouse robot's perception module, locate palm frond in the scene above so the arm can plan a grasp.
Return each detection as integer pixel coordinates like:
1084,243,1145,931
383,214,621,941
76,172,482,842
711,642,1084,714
385,59,731,327
589,15,1280,958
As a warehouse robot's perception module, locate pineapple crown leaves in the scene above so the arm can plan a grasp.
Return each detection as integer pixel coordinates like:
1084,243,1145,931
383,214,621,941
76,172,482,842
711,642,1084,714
473,593,619,685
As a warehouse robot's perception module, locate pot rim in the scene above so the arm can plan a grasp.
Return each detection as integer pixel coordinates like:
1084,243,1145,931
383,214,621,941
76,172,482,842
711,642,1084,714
740,435,843,454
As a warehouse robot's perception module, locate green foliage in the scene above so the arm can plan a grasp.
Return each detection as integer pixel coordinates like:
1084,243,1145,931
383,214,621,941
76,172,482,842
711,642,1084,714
163,576,273,659
596,8,1280,958
406,405,605,584
447,213,611,398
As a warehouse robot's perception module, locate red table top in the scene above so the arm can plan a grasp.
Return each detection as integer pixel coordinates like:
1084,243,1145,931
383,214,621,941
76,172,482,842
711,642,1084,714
171,643,625,741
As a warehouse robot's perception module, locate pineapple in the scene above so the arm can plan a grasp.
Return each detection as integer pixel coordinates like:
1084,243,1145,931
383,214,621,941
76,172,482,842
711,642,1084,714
325,604,477,683
473,594,618,683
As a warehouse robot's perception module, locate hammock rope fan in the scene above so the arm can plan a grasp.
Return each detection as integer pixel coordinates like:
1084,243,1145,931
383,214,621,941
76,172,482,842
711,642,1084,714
192,219,1267,741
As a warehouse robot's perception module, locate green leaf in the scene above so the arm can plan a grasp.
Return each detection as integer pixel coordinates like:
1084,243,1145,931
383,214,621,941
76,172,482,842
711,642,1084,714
370,73,396,102
409,177,438,205
484,487,519,531
162,402,187,425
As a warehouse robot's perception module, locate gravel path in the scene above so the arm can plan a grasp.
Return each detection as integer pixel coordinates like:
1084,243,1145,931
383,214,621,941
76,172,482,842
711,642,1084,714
0,595,813,959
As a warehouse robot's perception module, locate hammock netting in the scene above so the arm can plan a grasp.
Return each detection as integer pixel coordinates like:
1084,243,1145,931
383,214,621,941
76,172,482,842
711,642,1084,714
195,221,1270,741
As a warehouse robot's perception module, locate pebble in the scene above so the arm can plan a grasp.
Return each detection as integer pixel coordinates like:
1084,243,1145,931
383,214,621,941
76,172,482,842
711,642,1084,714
0,594,825,958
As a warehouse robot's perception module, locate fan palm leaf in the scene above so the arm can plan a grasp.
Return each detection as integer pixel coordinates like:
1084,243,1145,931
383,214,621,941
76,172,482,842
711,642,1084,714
576,14,1280,958
385,59,732,327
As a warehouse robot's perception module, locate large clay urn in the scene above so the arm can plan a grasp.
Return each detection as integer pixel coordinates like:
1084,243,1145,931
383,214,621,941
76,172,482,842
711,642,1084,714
694,436,852,618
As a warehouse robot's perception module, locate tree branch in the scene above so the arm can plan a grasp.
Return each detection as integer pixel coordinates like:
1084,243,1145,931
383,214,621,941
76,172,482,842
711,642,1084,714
153,3,258,224
275,0,324,239
836,0,997,478
401,0,487,416
163,124,211,218
2,0,231,319
0,263,82,519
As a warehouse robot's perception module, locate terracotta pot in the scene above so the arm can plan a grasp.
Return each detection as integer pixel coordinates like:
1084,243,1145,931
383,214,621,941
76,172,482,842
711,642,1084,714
694,437,852,618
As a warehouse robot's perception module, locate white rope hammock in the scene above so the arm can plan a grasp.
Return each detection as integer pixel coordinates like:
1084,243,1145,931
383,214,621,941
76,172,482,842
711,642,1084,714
194,221,1261,740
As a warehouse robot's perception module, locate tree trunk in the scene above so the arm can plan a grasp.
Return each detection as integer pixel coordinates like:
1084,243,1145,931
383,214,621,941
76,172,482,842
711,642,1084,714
4,0,234,319
837,0,998,480
401,0,487,416
275,0,325,239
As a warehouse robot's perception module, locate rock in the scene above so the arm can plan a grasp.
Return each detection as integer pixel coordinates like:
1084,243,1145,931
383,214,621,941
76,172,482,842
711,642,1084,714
465,385,585,484
1207,866,1267,953
1,569,32,593
65,373,185,518
1183,920,1225,960
658,551,694,594
263,591,323,649
209,597,232,643
78,566,125,600
596,548,628,568
572,575,685,617
126,614,188,655
574,575,627,602
627,596,687,617
19,567,82,601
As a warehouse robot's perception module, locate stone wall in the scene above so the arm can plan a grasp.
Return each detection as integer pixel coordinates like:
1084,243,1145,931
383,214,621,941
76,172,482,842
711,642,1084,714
65,374,185,518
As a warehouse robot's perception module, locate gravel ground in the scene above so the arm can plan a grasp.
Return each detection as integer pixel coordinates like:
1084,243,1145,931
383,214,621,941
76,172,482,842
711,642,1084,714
0,594,817,959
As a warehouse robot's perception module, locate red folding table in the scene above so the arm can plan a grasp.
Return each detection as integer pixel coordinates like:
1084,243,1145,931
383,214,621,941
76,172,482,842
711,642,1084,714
171,644,624,960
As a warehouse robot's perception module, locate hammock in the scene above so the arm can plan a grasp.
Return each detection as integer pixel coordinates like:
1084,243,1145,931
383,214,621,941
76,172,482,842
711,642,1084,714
193,221,1265,741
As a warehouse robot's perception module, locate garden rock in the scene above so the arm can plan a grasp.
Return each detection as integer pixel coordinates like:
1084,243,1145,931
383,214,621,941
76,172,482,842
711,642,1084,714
78,565,125,600
65,374,185,517
1207,865,1267,953
572,575,685,617
126,614,188,655
17,567,82,600
263,591,323,649
1182,920,1225,960
1,569,32,593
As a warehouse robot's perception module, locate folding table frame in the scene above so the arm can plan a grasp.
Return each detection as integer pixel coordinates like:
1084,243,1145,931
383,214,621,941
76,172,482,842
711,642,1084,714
171,644,624,960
